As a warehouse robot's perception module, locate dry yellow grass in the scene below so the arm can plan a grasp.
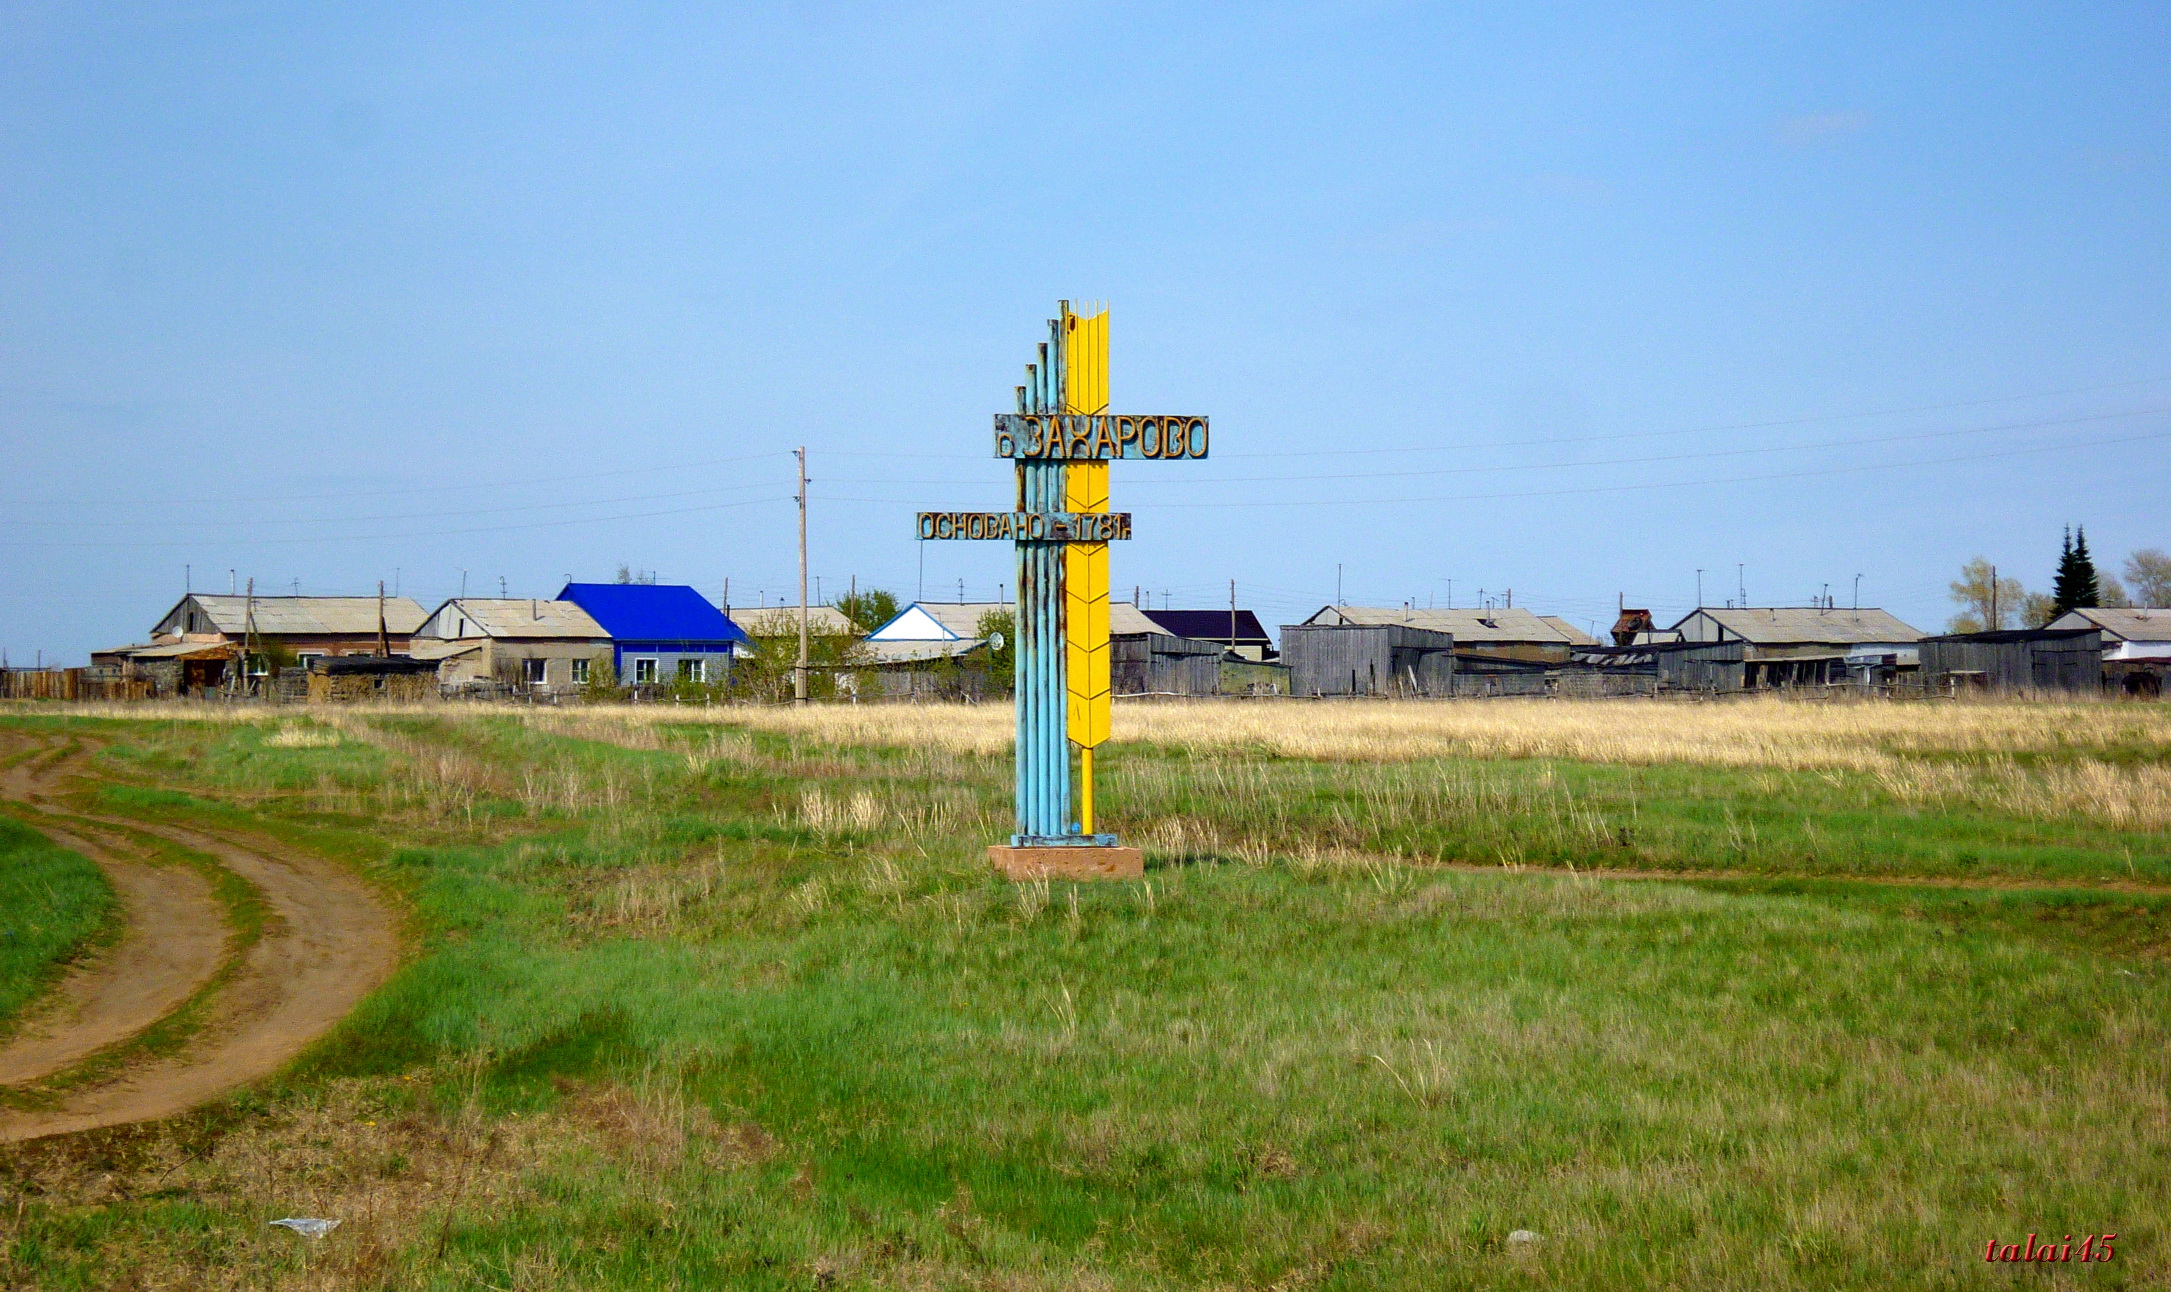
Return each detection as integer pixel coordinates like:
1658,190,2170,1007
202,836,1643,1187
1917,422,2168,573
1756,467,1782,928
30,695,2171,829
43,694,2171,768
519,695,2171,770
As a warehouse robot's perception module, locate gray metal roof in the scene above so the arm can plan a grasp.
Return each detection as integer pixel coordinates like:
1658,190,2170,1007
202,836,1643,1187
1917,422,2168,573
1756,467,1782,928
417,598,608,640
406,639,486,661
1538,615,1601,647
1108,603,1163,635
868,602,1014,641
2047,607,2171,641
1671,606,1925,644
161,594,427,637
862,638,987,664
1301,605,1583,644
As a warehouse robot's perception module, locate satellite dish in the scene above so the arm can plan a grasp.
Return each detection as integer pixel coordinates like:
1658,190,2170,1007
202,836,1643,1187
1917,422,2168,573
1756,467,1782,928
989,632,1006,651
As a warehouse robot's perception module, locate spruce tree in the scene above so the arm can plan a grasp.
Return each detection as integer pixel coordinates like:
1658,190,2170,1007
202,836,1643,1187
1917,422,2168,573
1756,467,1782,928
2052,526,2102,617
2072,526,2101,609
2052,528,2077,615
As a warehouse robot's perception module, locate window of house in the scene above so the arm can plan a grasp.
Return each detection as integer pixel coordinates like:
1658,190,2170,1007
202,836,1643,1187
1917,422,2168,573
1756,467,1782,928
523,657,548,685
679,658,705,683
633,658,658,684
296,653,322,670
571,658,590,685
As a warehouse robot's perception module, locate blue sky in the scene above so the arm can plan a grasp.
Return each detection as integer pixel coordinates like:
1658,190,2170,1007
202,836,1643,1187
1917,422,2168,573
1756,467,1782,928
4,3,2168,659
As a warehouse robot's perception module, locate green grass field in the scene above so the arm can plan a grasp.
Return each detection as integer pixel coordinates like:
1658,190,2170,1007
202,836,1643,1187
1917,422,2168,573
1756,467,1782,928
3,702,2169,1290
0,818,117,1039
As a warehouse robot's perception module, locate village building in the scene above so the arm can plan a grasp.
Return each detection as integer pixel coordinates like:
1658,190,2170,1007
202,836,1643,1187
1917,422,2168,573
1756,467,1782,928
1298,606,1590,663
2046,607,2171,696
863,601,1011,666
94,593,428,696
1132,609,1275,660
1918,627,2104,694
556,583,747,686
1663,606,1924,689
306,655,442,703
409,598,613,695
1281,622,1456,697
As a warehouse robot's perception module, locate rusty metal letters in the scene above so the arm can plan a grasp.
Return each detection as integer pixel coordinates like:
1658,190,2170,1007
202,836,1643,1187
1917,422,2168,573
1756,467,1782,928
993,414,1208,461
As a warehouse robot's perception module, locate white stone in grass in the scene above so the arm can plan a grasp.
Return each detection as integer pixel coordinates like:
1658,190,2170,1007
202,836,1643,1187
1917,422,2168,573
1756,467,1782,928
1507,1230,1541,1245
269,1218,341,1239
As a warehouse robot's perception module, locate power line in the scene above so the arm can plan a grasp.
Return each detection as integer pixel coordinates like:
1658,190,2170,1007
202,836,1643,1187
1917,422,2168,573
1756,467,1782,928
0,495,797,550
807,404,2164,490
0,477,787,531
814,425,2171,510
0,449,793,509
813,372,2171,463
1140,425,2171,509
1221,373,2171,458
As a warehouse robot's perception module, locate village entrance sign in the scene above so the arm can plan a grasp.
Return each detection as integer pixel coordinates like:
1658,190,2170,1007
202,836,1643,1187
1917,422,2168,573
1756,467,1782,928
917,303,1207,879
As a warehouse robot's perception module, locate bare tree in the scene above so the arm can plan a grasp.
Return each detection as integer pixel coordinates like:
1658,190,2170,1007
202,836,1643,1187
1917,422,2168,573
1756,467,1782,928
2125,548,2171,607
1947,557,2026,633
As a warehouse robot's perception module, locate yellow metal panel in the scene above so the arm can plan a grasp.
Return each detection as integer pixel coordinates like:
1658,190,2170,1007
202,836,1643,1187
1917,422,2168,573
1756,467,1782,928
1062,305,1109,415
1062,303,1112,752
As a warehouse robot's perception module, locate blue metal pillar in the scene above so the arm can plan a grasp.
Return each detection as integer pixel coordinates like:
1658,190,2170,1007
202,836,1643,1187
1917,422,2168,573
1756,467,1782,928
1012,323,1071,842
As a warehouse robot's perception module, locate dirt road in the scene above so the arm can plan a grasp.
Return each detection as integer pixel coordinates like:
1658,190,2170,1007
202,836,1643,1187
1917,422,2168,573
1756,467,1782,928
0,734,400,1143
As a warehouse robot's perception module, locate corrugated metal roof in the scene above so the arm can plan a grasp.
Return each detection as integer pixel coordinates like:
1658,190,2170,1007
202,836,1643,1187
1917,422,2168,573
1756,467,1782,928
166,595,427,636
863,639,987,664
1672,607,1925,645
419,598,607,639
1538,616,1601,647
868,602,1012,641
2048,607,2171,641
122,640,238,659
1107,603,1162,635
736,605,860,637
557,583,747,644
1302,605,1580,644
1141,609,1271,643
407,640,485,661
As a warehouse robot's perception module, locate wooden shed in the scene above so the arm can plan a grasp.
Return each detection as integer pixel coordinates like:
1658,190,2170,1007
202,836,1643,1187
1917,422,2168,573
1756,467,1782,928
1281,624,1455,697
1112,632,1221,696
1918,628,2104,694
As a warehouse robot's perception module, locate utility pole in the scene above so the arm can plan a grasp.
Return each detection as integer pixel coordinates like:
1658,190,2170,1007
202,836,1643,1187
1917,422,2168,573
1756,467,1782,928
794,446,810,705
377,581,390,656
1229,579,1238,658
239,577,256,700
1696,569,1704,609
1738,564,1745,608
1990,564,1999,631
1336,563,1343,607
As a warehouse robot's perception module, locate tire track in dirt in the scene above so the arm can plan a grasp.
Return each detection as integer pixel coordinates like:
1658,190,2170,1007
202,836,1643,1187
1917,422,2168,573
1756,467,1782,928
0,819,227,1084
0,732,401,1143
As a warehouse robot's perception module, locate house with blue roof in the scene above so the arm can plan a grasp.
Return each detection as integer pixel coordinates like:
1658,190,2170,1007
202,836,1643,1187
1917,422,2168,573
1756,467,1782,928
556,583,749,685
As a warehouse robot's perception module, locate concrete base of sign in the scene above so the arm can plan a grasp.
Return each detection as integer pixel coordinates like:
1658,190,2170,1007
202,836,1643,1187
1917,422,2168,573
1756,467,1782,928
988,844,1144,881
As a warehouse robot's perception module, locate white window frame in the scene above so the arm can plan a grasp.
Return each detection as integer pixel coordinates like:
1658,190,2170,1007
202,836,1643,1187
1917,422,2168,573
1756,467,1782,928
522,657,548,686
632,657,658,684
679,658,706,683
571,658,590,685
